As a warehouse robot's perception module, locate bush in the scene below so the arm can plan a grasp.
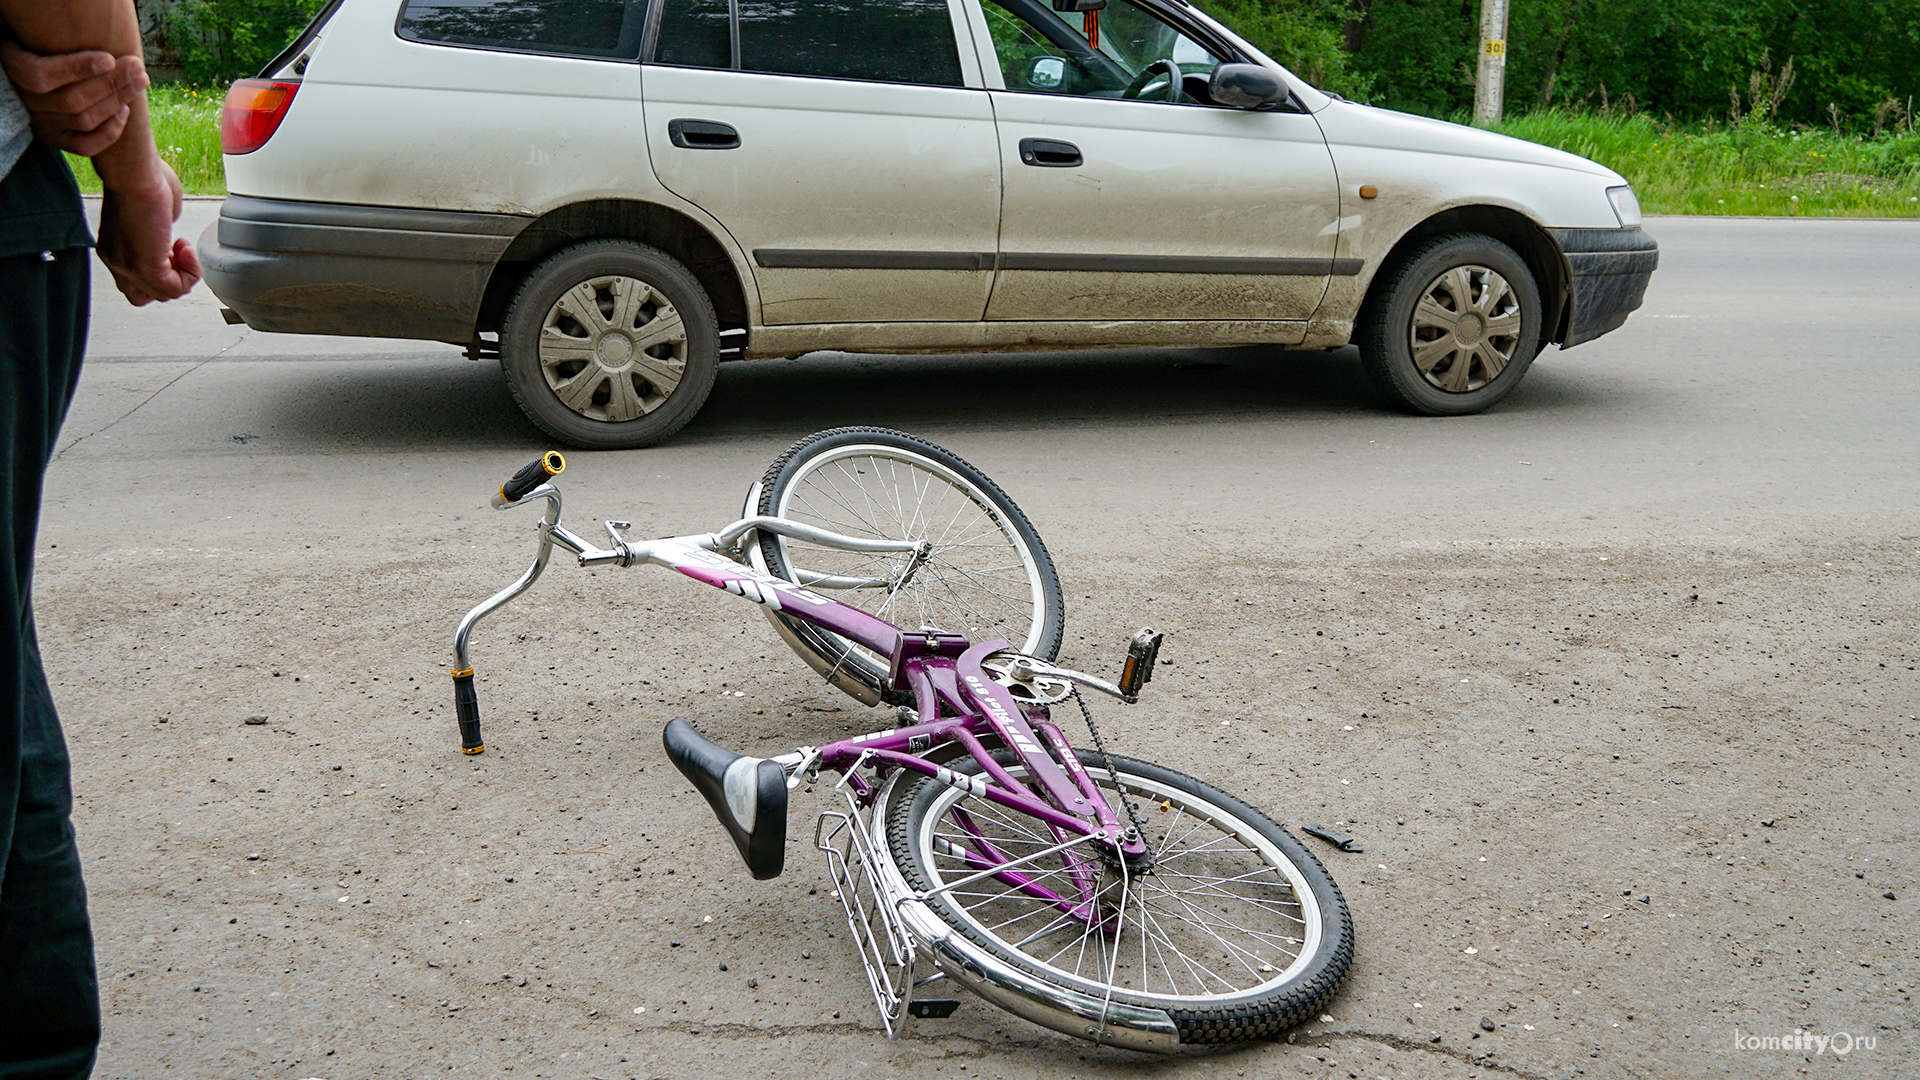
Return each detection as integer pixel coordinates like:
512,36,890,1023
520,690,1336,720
166,0,328,86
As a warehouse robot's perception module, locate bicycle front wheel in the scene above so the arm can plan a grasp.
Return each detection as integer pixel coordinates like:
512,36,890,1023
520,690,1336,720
887,751,1353,1045
754,428,1063,705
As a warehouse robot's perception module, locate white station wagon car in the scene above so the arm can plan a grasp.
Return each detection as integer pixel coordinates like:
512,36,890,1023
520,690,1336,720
203,0,1657,448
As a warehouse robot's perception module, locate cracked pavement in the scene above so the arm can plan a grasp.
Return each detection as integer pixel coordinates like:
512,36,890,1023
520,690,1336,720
37,209,1919,1079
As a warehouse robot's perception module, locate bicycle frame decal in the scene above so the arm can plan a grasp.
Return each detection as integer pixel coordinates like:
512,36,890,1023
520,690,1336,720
650,541,902,658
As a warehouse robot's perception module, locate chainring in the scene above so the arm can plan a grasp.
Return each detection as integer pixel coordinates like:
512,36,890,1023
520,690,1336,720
981,651,1077,705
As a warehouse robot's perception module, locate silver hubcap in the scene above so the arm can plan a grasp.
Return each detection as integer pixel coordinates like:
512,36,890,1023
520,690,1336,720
1409,264,1523,393
539,275,687,422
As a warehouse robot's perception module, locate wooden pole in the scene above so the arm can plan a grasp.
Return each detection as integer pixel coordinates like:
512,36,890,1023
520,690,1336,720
1473,0,1510,126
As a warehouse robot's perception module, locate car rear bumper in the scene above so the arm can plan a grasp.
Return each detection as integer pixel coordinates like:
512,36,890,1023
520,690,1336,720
1553,226,1659,348
199,196,526,340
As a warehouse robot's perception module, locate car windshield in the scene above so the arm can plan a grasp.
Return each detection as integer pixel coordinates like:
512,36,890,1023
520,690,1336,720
981,0,1223,100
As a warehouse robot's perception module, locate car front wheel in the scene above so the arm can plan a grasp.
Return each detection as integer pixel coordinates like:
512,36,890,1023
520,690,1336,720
500,240,719,449
1357,233,1542,416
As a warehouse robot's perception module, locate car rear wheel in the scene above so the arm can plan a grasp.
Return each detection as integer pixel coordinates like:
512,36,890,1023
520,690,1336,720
1357,233,1542,416
500,240,719,450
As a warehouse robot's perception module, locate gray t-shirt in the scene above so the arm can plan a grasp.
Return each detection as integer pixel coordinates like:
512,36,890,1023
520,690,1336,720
1,67,30,177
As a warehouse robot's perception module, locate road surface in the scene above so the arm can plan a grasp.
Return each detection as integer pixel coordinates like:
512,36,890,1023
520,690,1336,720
38,206,1918,1079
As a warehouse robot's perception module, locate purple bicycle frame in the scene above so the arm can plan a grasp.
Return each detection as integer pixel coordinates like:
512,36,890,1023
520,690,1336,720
666,544,1147,915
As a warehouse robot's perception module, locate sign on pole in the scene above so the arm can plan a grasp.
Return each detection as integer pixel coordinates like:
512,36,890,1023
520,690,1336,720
1473,0,1509,126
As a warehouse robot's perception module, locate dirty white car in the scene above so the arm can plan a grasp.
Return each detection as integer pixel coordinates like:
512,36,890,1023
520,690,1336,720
203,0,1657,448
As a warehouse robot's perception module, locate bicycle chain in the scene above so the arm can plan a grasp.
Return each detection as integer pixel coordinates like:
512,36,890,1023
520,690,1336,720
1072,688,1152,850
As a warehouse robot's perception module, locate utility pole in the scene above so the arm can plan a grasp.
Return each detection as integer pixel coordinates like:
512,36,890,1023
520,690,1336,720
1473,0,1510,126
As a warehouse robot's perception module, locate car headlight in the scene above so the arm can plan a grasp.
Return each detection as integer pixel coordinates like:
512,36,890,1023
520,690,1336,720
1607,185,1642,227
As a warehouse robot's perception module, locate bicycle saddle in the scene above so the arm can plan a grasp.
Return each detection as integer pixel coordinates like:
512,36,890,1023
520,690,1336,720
663,718,787,880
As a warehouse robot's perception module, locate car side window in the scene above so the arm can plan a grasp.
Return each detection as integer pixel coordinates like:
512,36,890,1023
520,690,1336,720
982,0,1223,102
738,0,963,86
654,0,732,68
398,0,649,59
652,0,964,87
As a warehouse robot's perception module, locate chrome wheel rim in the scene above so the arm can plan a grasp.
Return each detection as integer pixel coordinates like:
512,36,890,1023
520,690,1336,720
771,446,1049,655
912,764,1324,1004
1409,264,1523,393
538,275,687,422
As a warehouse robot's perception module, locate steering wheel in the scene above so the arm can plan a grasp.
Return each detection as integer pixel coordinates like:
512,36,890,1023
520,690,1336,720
1121,59,1183,102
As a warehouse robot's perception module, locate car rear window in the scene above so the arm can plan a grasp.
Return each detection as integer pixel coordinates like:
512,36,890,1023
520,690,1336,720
652,0,963,88
398,0,648,60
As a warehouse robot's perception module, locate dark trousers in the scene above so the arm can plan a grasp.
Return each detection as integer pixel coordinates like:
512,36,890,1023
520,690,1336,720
0,247,98,1080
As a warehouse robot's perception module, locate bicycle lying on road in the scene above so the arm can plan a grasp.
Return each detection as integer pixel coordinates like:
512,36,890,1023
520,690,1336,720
449,427,1353,1051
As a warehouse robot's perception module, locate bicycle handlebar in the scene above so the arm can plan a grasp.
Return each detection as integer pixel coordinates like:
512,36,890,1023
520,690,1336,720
497,451,566,506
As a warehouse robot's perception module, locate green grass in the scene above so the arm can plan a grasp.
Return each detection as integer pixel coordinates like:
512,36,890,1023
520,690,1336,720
1487,111,1920,217
65,88,1920,217
64,84,226,196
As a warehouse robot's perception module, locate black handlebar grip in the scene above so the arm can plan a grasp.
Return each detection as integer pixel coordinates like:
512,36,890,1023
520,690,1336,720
500,451,566,504
453,669,483,754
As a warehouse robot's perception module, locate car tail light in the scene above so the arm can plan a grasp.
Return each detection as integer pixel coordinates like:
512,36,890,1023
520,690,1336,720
221,80,299,154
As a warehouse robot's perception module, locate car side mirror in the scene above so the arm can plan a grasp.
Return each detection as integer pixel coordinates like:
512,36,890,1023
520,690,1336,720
1027,55,1066,90
1209,63,1286,109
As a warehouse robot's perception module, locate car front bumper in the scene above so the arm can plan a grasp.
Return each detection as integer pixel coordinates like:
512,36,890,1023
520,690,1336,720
199,195,526,340
1553,226,1659,347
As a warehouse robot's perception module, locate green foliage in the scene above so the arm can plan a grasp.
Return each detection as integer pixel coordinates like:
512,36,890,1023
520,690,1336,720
1193,0,1367,96
1493,0,1920,131
1340,0,1477,115
1197,1,1918,132
65,85,227,196
1488,111,1920,217
165,0,328,86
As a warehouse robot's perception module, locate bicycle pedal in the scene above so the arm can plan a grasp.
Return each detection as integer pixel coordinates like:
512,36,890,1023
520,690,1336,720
907,999,961,1019
1118,627,1163,701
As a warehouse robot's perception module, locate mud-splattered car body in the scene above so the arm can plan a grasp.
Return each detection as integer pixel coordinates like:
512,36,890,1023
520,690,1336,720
202,0,1656,447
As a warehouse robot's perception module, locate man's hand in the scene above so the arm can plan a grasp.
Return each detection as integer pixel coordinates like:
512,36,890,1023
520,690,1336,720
3,0,199,305
0,40,148,157
96,155,200,305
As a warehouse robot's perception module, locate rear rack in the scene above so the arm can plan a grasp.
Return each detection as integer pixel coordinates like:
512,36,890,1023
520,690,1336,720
812,780,953,1036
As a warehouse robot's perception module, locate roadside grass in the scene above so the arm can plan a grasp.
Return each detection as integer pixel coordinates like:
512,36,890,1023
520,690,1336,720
63,88,1920,218
1487,111,1920,217
64,84,225,196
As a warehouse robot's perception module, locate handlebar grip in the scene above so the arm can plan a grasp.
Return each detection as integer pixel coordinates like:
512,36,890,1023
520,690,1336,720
499,451,566,504
452,668,484,754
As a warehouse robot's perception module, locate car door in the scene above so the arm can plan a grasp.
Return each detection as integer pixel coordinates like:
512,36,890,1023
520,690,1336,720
967,0,1341,327
642,0,1001,325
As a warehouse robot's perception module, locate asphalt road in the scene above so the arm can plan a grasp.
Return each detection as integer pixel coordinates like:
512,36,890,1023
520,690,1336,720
38,205,1919,1079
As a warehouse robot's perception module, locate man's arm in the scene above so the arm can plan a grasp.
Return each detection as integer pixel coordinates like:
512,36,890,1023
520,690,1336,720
0,0,198,305
0,41,148,157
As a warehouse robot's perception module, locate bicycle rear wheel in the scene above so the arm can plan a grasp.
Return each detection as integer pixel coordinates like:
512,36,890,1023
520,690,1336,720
887,751,1352,1045
753,428,1063,706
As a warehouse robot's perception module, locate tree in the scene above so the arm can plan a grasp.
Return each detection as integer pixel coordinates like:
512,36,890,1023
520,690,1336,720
165,0,327,85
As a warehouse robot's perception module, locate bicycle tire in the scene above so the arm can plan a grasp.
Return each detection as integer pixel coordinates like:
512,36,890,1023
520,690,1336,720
887,750,1352,1045
754,428,1064,705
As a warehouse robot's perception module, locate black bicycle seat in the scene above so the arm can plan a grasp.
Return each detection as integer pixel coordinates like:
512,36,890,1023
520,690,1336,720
663,718,787,880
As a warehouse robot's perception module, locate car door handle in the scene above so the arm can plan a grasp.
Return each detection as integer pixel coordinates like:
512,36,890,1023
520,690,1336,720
668,119,740,150
1018,138,1081,167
